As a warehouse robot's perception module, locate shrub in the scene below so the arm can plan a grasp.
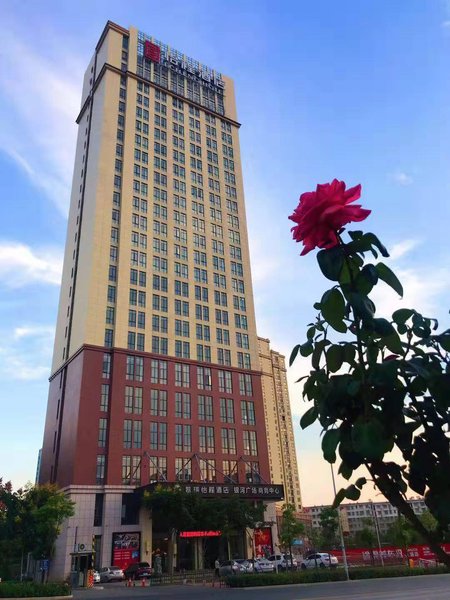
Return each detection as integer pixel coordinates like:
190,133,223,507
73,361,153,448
0,582,71,597
225,565,449,588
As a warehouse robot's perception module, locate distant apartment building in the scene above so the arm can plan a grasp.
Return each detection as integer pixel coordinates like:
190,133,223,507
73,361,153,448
305,498,427,536
258,337,302,511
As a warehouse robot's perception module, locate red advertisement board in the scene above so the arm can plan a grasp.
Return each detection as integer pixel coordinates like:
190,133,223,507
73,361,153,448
333,543,450,564
111,532,140,571
254,527,273,557
144,41,161,63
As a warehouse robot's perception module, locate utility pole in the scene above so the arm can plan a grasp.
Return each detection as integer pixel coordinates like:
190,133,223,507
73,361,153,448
330,465,350,581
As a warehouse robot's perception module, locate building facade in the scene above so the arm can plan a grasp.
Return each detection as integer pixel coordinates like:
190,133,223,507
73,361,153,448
258,338,302,511
39,21,300,579
305,498,427,536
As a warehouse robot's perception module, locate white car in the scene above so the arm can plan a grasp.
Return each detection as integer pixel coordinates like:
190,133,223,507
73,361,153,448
99,566,125,582
300,553,339,569
234,559,253,573
254,558,275,573
268,553,298,570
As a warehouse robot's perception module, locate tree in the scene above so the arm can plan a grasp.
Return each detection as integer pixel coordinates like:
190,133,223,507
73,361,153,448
318,507,339,550
278,504,304,568
354,518,377,564
289,180,450,567
0,480,75,579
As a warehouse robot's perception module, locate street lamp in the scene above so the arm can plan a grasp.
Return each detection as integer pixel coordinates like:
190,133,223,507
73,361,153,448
369,499,384,567
330,464,350,581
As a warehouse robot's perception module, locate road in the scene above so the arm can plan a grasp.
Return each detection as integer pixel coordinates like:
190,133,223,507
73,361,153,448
74,573,450,599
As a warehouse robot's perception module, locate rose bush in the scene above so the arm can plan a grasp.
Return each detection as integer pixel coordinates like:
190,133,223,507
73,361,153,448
289,180,450,568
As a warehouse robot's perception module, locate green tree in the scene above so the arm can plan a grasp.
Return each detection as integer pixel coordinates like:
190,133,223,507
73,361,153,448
318,507,339,549
278,504,305,568
354,518,377,564
291,228,450,567
0,480,74,579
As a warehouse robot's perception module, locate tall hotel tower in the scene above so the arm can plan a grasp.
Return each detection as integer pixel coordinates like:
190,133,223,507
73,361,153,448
39,21,301,578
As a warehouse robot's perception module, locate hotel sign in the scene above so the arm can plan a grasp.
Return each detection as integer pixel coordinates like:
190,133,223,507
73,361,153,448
140,481,284,500
142,39,224,89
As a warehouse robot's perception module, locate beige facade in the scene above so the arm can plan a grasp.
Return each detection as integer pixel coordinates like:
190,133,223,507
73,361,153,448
258,337,303,511
52,22,259,374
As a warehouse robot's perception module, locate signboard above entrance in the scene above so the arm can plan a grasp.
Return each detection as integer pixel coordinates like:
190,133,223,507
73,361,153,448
137,482,284,501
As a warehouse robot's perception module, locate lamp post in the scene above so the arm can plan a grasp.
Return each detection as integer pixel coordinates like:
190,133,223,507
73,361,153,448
369,499,384,567
330,465,350,581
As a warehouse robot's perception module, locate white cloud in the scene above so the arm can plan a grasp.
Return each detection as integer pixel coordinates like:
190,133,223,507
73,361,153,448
389,171,413,186
0,324,54,381
442,20,450,28
388,238,420,261
0,22,83,215
0,242,63,288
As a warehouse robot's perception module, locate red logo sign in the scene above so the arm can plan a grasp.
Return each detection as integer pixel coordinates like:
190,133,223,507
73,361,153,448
144,41,161,63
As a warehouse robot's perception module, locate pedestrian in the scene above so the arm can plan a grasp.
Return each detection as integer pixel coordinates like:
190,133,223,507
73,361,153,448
214,558,220,577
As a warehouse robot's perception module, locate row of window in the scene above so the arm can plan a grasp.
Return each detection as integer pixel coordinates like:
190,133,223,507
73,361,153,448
98,418,258,455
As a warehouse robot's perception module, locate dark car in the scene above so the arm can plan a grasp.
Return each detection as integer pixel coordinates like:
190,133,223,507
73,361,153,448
123,562,152,580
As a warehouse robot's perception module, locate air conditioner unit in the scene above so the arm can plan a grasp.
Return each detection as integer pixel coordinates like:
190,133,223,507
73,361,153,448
77,543,92,553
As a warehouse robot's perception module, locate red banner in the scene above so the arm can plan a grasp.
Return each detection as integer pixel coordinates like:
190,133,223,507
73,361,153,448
144,41,161,63
179,531,221,538
254,527,273,558
333,543,450,564
111,532,141,570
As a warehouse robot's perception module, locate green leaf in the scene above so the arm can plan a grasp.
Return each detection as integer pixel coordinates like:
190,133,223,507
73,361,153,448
300,406,318,429
326,345,345,373
338,461,353,480
392,308,414,326
383,331,403,354
376,263,403,297
355,477,367,490
321,288,347,333
364,233,389,258
332,488,347,508
352,421,389,460
299,341,314,357
289,345,300,367
345,484,361,501
317,246,345,281
372,318,396,337
348,292,375,320
322,428,341,463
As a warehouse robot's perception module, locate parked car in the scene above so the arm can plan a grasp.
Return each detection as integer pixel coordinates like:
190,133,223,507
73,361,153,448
218,560,241,576
93,570,100,584
300,553,339,569
234,559,253,573
124,561,152,580
99,566,125,582
254,558,275,573
268,553,298,570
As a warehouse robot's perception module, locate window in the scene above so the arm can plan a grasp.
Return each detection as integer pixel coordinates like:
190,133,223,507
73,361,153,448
148,456,167,482
241,401,255,425
124,386,143,414
126,356,143,381
102,354,111,378
199,458,216,482
199,426,215,453
220,398,235,423
198,395,213,421
123,419,132,448
223,460,238,484
175,363,190,387
239,373,253,396
104,329,113,348
98,418,107,447
121,456,141,485
221,428,236,454
243,430,258,456
96,456,105,484
175,458,191,481
151,359,167,384
197,366,212,390
175,424,192,451
175,392,191,419
197,344,211,362
150,422,167,450
150,389,168,416
218,370,233,393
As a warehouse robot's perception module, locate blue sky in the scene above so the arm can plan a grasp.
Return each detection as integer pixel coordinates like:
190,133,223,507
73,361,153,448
1,0,450,506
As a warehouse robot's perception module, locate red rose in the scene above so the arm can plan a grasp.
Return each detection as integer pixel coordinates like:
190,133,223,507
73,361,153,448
289,179,371,255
